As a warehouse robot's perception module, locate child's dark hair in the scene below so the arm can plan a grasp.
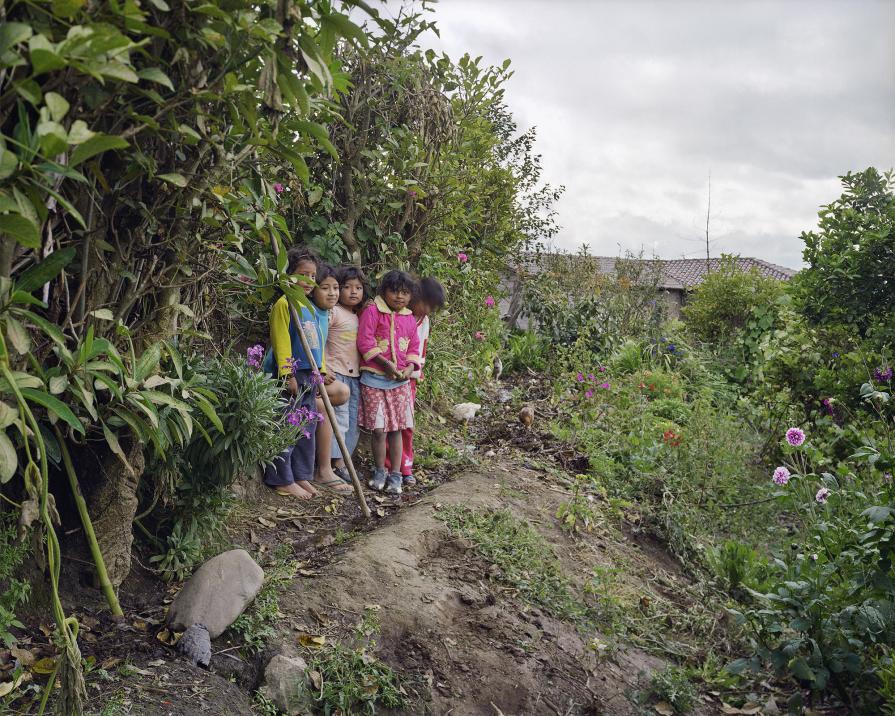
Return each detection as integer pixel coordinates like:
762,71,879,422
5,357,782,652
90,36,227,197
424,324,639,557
315,262,336,285
378,270,417,296
415,276,446,310
335,264,367,288
286,245,318,273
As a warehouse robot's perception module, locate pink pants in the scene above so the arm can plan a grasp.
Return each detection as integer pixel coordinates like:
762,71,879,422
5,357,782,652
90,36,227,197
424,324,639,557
385,380,416,476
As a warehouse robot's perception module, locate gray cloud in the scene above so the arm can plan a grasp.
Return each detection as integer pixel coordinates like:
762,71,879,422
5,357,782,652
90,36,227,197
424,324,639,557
413,0,895,267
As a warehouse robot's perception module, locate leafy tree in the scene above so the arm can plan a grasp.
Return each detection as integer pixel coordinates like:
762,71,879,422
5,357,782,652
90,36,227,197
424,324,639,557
794,168,895,341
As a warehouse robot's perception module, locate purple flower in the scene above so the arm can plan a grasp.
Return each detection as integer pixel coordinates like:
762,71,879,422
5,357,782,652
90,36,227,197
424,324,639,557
786,427,806,447
286,410,302,426
599,382,611,390
273,182,284,194
815,487,831,504
587,373,595,381
599,366,607,373
311,371,324,386
474,331,485,341
873,366,893,382
666,344,677,353
485,296,495,308
772,466,790,485
576,372,585,382
831,352,839,358
810,553,818,562
457,252,469,263
247,344,265,369
584,389,594,398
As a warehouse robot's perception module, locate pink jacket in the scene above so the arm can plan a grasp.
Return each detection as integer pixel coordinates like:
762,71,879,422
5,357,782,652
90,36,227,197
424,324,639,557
357,297,422,376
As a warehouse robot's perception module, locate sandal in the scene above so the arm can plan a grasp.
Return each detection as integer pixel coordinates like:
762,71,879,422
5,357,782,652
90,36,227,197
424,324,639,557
333,466,351,484
316,477,353,494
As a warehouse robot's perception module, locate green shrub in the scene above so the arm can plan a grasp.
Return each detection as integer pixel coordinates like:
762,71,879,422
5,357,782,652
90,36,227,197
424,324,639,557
682,255,783,345
505,331,548,374
647,665,697,714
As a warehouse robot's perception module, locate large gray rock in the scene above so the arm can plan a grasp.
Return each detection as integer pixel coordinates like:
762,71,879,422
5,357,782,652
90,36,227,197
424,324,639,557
259,654,314,715
167,549,264,638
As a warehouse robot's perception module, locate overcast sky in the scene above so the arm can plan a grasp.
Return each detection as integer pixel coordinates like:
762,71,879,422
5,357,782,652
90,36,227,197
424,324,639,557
408,0,894,268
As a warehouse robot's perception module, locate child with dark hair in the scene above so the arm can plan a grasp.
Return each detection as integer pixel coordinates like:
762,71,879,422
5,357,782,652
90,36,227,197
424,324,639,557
307,263,353,494
385,276,446,485
263,246,324,500
356,270,421,495
327,265,367,482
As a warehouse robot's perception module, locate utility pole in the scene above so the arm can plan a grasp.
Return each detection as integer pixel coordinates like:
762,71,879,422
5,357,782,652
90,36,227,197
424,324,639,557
705,172,712,274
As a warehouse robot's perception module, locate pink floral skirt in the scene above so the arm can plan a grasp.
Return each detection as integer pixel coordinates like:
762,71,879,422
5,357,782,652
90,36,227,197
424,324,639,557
359,383,414,432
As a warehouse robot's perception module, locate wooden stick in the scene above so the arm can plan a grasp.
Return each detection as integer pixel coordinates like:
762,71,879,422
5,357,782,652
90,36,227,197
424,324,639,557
269,239,370,518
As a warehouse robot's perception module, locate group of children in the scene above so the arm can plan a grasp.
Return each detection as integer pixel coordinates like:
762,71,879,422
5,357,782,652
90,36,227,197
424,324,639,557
263,246,445,500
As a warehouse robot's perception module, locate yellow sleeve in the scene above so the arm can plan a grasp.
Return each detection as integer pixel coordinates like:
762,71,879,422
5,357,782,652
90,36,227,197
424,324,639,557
270,297,292,377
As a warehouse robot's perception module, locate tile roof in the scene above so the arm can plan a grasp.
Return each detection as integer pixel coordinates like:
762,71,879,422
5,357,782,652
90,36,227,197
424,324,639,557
518,254,796,290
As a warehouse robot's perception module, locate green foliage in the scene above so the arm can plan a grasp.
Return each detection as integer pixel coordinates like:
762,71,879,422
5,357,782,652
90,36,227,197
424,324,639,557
794,168,895,342
556,474,601,534
647,665,697,714
683,255,784,345
505,330,548,374
438,506,593,624
0,513,30,648
705,540,769,595
306,643,406,715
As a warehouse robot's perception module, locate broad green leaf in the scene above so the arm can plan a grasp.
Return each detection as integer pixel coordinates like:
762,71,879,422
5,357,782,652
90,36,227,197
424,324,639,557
96,61,139,83
193,394,223,433
147,0,171,9
0,144,18,180
0,372,43,392
134,343,161,381
138,67,174,91
36,119,68,157
90,308,115,321
44,92,70,121
5,316,30,354
0,402,16,430
16,309,71,361
0,23,33,56
295,121,337,159
142,389,191,413
48,375,68,395
0,213,40,249
20,387,84,434
69,134,129,167
51,0,86,18
13,80,42,106
28,35,64,76
0,431,17,483
157,173,187,187
321,13,367,47
66,120,95,145
102,422,134,475
16,247,76,292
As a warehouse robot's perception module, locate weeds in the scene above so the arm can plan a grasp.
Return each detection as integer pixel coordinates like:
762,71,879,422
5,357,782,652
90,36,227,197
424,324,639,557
556,474,601,534
252,690,282,715
230,548,298,653
0,513,31,647
437,506,594,625
646,665,698,714
306,643,406,715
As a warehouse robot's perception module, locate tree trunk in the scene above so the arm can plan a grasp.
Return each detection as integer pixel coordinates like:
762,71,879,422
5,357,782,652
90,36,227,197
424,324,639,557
84,438,145,590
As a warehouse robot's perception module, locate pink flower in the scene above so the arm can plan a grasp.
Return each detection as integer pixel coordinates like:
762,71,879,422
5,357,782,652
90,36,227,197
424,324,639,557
786,427,806,447
584,389,594,398
599,366,607,373
599,382,610,390
815,487,831,504
772,466,790,485
458,252,469,263
273,182,284,194
576,372,585,382
485,296,495,308
587,373,595,381
474,331,485,341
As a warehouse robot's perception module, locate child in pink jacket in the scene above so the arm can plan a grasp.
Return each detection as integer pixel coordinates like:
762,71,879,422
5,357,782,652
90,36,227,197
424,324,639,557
356,270,421,495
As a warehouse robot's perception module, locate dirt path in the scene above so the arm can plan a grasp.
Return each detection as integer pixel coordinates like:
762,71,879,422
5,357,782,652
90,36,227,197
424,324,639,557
274,464,671,715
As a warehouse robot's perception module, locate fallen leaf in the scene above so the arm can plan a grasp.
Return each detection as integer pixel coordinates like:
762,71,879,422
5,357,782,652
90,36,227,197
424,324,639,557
258,517,275,528
0,672,29,697
298,569,318,577
373,496,386,504
308,669,323,690
156,629,182,646
721,704,763,715
147,659,166,667
38,625,52,637
298,633,326,648
10,648,34,666
249,530,260,544
82,632,97,643
375,507,385,517
763,696,780,714
32,657,56,675
100,657,123,670
132,619,148,631
654,703,674,716
364,604,381,611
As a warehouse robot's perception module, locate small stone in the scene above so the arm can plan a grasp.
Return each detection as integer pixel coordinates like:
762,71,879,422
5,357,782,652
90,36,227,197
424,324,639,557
167,549,264,638
497,388,513,403
484,450,496,458
259,654,313,715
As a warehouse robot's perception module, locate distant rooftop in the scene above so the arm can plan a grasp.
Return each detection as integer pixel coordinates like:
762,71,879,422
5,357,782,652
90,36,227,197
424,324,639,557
517,254,797,290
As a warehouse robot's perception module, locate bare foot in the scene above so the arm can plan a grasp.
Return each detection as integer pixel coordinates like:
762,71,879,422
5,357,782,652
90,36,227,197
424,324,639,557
314,468,353,493
297,480,319,497
274,482,312,500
